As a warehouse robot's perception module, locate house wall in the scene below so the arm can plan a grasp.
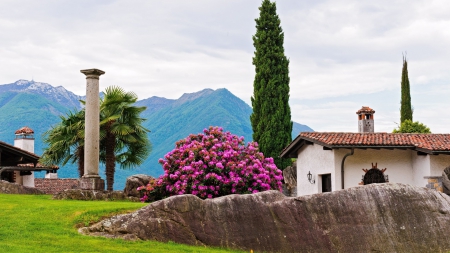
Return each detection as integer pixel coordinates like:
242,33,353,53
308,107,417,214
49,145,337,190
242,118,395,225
296,143,334,195
412,153,430,188
430,155,450,176
296,145,450,197
335,149,414,189
22,172,35,187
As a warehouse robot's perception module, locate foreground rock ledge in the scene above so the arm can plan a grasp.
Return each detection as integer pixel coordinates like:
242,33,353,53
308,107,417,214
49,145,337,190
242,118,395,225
80,183,450,252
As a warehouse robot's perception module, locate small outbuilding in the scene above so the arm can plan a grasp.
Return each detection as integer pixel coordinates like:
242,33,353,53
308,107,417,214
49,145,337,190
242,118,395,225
0,127,58,187
281,106,450,196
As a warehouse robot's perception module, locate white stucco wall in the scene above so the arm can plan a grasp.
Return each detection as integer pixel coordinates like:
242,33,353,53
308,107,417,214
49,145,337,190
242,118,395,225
296,145,450,196
412,153,430,188
296,143,334,195
14,138,35,187
23,173,35,187
14,138,34,153
334,148,415,190
430,155,450,176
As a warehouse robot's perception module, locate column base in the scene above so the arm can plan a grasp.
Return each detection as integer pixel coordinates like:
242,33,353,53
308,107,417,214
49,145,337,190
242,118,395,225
80,176,105,191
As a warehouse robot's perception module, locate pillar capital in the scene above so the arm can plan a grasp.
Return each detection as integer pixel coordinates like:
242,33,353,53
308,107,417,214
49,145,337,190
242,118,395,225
80,69,105,79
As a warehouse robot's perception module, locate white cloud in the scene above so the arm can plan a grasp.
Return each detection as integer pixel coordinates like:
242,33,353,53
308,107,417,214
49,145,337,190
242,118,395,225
1,0,450,134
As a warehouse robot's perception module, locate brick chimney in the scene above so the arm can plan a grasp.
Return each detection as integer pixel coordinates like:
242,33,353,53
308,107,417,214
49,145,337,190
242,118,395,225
356,106,375,133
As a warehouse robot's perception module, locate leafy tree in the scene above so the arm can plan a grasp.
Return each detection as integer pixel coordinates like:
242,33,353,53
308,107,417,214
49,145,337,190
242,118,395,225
393,119,431,133
41,110,85,178
137,127,283,202
250,0,292,171
400,56,413,123
100,86,151,191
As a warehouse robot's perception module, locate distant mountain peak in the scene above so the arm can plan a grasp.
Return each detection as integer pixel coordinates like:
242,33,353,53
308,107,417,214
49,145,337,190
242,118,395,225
2,80,82,109
15,79,31,86
175,88,215,105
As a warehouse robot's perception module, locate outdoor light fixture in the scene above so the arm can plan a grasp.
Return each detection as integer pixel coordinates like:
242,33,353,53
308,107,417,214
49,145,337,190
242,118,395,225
307,171,315,184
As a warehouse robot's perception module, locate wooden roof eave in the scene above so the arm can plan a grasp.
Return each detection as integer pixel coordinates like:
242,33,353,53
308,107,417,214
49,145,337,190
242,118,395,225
0,166,58,176
0,142,39,161
280,135,307,158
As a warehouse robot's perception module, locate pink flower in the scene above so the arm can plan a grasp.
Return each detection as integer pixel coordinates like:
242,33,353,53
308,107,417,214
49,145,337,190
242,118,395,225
139,126,282,202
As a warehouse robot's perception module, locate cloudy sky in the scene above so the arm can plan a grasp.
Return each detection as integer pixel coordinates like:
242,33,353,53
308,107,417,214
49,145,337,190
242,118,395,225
1,0,450,133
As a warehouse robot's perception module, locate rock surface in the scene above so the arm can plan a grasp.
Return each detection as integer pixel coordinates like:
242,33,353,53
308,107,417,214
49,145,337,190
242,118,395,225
123,174,154,198
442,166,450,194
0,180,44,194
282,163,297,197
53,189,139,201
80,183,450,252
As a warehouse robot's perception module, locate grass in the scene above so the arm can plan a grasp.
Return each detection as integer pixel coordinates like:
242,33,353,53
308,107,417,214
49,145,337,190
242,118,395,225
0,194,245,253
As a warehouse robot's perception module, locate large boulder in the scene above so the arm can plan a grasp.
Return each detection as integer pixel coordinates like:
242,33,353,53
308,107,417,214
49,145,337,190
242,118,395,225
0,180,44,194
80,183,450,252
123,174,154,198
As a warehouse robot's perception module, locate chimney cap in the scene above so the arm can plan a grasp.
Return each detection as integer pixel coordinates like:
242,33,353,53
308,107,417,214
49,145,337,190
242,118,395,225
356,106,375,115
15,126,34,135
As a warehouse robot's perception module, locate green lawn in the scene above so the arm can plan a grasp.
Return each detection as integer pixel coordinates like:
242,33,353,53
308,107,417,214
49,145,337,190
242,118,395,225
0,194,244,253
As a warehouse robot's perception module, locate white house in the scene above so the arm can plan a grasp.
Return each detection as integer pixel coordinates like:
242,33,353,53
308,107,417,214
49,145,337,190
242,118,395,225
280,106,450,196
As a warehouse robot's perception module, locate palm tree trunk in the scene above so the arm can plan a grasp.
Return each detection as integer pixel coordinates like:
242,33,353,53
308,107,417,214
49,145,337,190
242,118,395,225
105,129,116,191
77,146,84,178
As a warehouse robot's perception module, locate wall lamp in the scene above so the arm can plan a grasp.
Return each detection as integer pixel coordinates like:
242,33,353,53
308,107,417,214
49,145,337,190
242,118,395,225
307,171,315,184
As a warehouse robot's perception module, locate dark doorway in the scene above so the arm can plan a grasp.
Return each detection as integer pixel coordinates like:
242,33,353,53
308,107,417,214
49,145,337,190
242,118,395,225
322,174,332,192
0,171,14,183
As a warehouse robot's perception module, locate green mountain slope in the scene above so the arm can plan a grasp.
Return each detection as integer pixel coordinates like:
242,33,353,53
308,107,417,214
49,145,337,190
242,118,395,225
0,92,70,153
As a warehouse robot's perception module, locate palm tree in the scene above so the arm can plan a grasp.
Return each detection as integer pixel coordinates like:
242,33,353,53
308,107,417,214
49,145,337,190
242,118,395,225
40,110,85,178
41,86,151,190
100,86,151,191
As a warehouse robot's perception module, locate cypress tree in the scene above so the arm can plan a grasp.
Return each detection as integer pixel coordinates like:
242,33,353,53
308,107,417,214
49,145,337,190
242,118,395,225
400,56,413,123
250,0,292,171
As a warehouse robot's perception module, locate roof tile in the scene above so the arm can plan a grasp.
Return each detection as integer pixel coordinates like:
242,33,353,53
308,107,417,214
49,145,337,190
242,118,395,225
300,132,450,151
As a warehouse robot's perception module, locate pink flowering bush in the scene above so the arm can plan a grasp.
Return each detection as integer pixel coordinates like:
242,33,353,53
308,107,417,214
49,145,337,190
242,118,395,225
137,126,283,202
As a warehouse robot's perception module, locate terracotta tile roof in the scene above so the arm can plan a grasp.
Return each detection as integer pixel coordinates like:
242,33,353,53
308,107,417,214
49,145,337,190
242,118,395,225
17,163,59,170
15,126,34,134
281,132,450,158
356,106,375,114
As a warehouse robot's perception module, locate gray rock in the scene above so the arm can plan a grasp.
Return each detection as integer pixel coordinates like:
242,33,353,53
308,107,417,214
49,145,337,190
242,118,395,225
0,180,43,194
123,174,154,198
442,166,450,194
282,163,297,196
80,183,450,252
53,189,139,201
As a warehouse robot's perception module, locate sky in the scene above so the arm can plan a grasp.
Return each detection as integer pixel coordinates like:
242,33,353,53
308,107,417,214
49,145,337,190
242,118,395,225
1,0,450,133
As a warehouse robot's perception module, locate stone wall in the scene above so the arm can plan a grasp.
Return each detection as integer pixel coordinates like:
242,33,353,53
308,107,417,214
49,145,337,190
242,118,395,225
0,180,43,194
425,176,443,192
34,178,80,194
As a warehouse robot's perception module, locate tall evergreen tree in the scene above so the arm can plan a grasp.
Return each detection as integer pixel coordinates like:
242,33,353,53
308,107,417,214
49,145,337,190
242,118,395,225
400,56,413,123
250,0,292,170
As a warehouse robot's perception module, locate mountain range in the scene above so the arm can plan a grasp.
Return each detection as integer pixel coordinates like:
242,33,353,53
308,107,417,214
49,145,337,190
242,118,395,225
0,80,313,189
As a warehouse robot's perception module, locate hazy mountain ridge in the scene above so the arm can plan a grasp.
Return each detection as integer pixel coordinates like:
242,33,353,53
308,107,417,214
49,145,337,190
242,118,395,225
0,80,82,109
0,80,313,189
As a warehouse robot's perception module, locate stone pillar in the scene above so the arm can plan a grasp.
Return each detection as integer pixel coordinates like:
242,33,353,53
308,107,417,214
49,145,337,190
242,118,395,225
79,68,105,190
